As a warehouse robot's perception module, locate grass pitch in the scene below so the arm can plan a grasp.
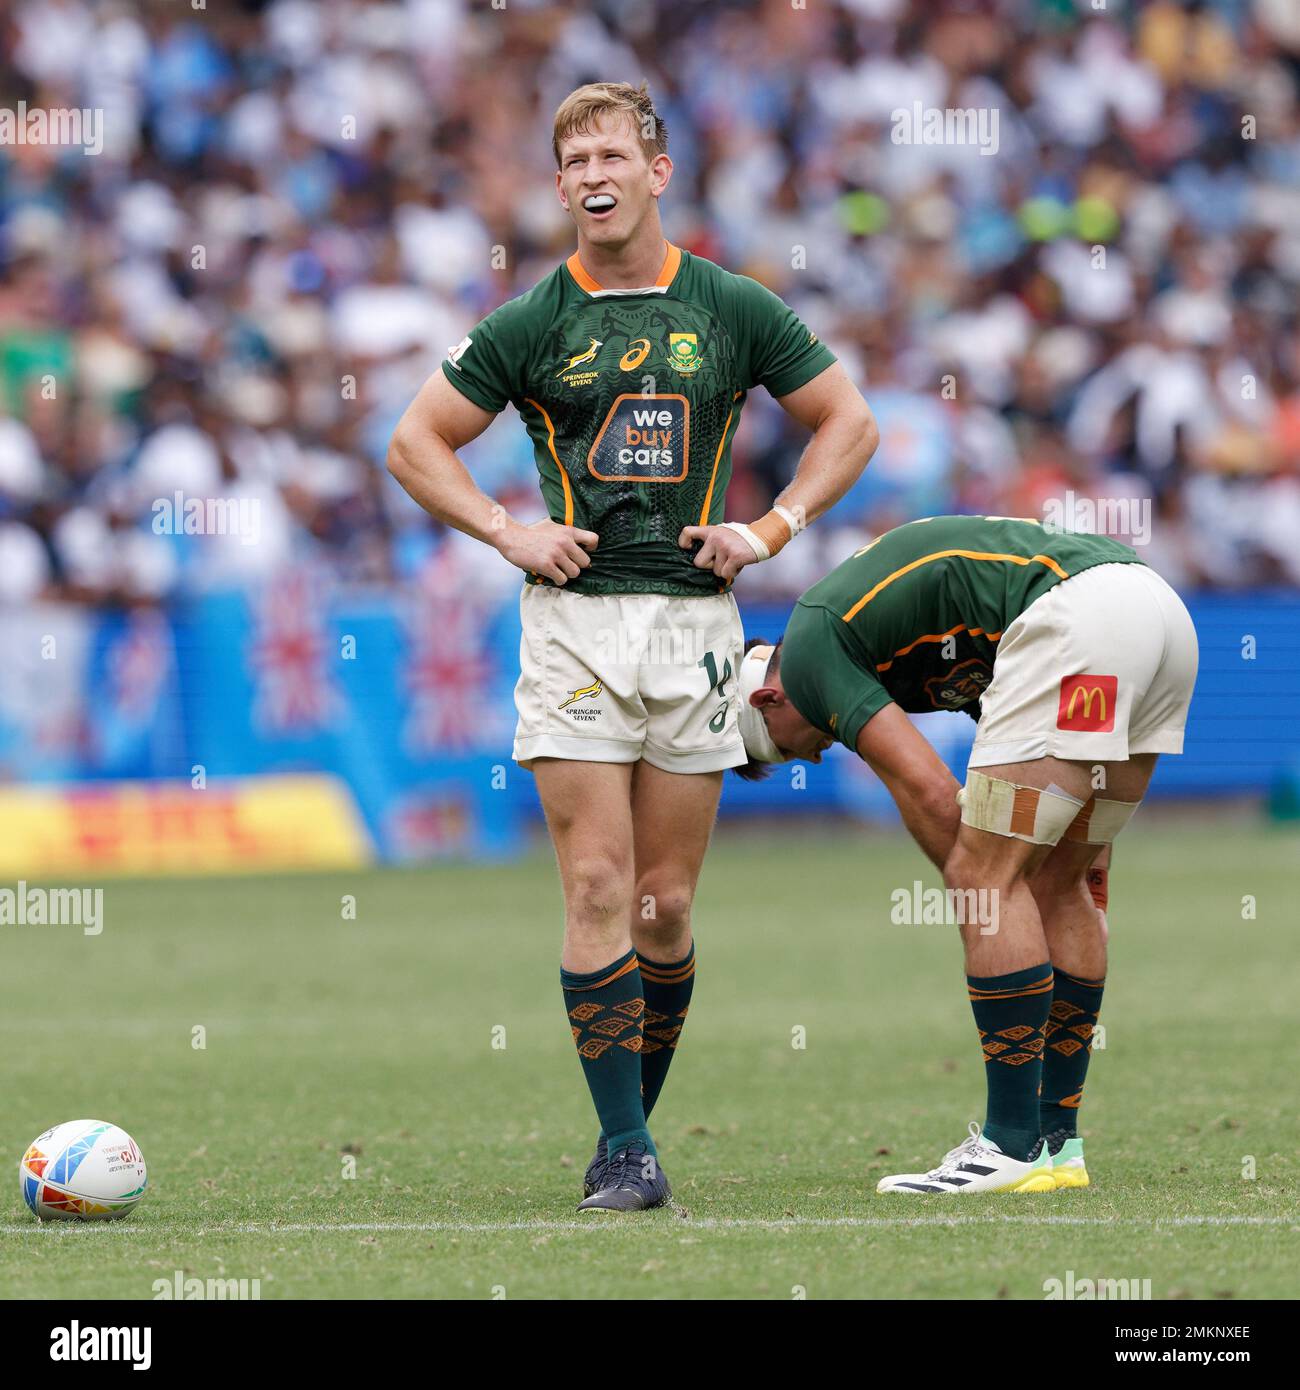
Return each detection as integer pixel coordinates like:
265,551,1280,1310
2,820,1297,1300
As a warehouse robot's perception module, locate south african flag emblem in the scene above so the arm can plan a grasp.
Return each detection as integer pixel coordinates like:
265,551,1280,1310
668,333,702,374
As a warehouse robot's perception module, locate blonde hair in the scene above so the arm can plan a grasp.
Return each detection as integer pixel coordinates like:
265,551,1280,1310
552,82,667,169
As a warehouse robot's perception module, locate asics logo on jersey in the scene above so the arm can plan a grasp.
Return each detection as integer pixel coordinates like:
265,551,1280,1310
558,679,603,710
619,338,651,370
557,338,604,376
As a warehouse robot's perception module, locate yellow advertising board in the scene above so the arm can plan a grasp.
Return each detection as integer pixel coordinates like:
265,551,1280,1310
0,775,372,877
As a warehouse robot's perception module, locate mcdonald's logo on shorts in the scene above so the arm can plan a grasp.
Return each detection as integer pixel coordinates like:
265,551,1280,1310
1057,675,1118,732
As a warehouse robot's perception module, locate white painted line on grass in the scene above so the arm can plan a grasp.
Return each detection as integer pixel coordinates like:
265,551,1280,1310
2,1214,1296,1235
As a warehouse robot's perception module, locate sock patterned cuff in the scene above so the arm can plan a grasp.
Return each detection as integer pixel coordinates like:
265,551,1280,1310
561,948,638,992
967,962,1053,1001
637,942,695,984
1054,968,1106,990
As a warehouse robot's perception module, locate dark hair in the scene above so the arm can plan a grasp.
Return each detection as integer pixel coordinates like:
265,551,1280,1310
730,637,783,781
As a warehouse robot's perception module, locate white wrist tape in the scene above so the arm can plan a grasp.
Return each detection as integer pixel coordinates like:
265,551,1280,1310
721,521,769,561
720,505,806,564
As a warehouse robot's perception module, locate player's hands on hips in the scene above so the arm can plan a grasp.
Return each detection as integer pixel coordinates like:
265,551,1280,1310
678,524,757,583
496,519,598,585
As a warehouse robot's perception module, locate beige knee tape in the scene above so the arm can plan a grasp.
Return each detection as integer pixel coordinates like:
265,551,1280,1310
957,770,1086,846
1063,796,1141,844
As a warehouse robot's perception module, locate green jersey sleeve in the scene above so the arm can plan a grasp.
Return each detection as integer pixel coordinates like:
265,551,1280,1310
440,303,528,414
735,276,837,398
781,603,894,753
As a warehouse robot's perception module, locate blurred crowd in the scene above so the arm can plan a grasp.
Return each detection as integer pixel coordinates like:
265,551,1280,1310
1,0,1298,608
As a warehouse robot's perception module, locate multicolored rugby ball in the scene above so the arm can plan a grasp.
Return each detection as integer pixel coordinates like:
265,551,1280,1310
19,1120,147,1221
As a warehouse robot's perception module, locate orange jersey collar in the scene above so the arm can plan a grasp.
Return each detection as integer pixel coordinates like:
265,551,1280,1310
566,241,682,296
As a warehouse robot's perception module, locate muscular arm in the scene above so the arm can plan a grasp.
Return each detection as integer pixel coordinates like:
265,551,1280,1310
680,362,879,580
770,361,880,526
387,371,597,585
856,695,1117,902
855,704,962,871
859,705,1116,913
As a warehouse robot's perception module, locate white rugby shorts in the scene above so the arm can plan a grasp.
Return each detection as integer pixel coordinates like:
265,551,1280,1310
512,585,747,774
969,562,1198,768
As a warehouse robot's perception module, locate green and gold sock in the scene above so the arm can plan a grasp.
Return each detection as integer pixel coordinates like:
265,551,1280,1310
968,962,1054,1162
561,949,653,1158
1040,969,1105,1138
636,943,696,1120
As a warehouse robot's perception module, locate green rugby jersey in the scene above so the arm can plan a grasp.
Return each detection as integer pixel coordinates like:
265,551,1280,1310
780,515,1144,751
442,243,836,596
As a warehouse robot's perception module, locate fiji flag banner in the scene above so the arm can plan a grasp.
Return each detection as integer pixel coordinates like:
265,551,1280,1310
174,569,529,861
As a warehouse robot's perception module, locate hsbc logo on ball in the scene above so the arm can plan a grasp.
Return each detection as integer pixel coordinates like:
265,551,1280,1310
1057,675,1118,731
105,1138,144,1173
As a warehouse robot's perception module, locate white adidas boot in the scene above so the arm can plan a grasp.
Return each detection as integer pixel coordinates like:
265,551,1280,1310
876,1121,1056,1195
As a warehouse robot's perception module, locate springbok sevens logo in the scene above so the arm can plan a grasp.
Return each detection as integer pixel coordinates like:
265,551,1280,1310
1057,675,1118,732
558,678,603,710
557,338,603,376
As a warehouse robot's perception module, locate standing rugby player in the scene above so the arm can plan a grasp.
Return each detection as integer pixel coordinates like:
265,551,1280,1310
735,515,1197,1194
389,83,878,1211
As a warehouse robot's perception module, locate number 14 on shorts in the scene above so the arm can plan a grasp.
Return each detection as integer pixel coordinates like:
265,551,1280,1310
699,650,732,734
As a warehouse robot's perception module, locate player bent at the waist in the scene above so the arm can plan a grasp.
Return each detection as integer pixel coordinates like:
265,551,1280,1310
870,756,1138,1196
744,686,1141,1195
734,519,1197,1194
